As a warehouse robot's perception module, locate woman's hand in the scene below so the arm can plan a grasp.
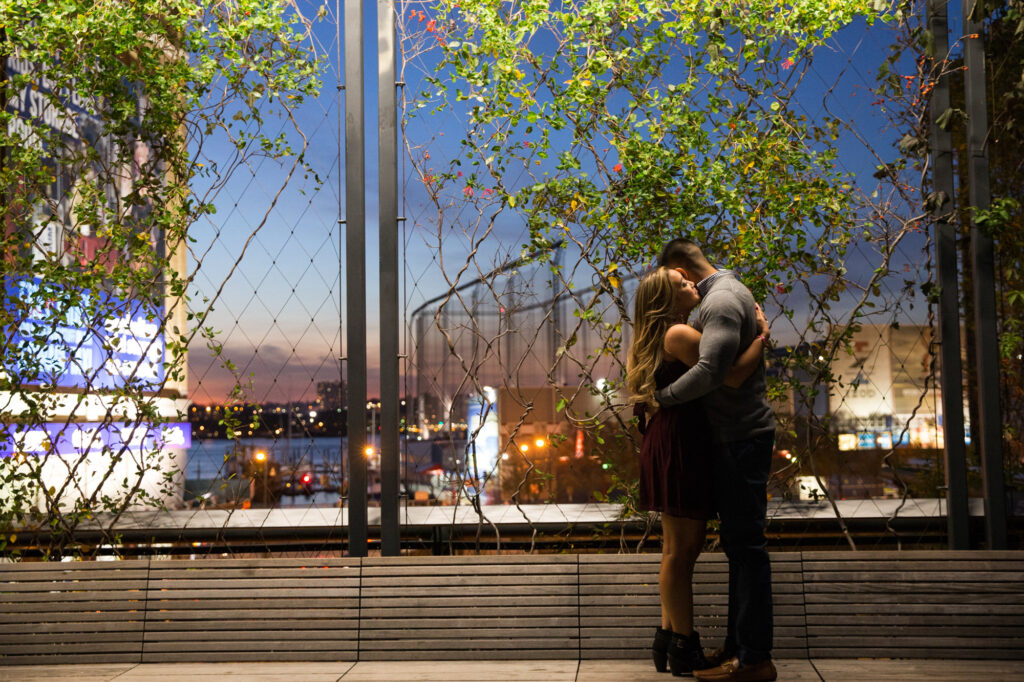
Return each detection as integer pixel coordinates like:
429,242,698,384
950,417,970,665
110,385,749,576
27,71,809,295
755,304,771,341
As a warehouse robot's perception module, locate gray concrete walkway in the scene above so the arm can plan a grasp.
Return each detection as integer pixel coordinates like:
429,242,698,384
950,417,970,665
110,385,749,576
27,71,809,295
1,660,1022,681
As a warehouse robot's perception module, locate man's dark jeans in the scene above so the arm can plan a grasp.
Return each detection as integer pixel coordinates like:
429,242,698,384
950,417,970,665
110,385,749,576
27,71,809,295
713,431,775,665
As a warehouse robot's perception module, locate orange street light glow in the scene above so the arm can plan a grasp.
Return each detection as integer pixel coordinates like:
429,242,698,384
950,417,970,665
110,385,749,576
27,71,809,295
535,438,546,448
254,451,267,462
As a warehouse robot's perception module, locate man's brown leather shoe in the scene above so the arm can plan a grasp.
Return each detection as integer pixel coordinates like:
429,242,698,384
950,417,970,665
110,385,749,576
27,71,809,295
701,647,734,668
693,657,777,682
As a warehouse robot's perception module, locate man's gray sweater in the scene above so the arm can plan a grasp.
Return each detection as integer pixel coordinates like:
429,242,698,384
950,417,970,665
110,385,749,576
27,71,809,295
654,272,775,443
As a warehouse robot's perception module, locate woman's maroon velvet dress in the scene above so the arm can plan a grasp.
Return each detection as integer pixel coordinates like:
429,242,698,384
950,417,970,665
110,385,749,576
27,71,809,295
635,359,714,520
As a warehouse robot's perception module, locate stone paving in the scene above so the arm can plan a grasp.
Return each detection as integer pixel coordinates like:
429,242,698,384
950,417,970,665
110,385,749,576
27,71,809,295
1,659,1022,681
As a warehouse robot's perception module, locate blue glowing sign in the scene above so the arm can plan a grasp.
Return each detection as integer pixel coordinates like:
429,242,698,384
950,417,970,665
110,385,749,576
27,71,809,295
7,278,165,391
1,422,191,458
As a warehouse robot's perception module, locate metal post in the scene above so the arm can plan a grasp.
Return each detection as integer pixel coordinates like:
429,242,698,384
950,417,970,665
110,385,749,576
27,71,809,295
961,0,1007,549
344,0,368,556
927,0,969,549
335,0,346,547
378,0,400,556
550,249,561,387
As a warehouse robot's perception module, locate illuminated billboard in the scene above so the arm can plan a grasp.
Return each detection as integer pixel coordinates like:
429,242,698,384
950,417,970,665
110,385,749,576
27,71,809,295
830,325,961,449
1,421,190,458
2,42,186,511
466,387,500,476
7,278,165,391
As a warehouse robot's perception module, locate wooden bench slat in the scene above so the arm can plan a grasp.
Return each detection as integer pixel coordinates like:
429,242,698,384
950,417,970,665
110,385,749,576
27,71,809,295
362,627,580,639
359,605,579,619
802,560,1024,572
143,618,358,631
143,630,354,642
805,592,1024,604
808,636,1024,648
362,564,578,577
805,602,1024,615
145,578,358,589
145,587,359,599
360,637,579,650
798,573,1024,585
140,651,354,663
148,568,358,580
145,607,358,619
141,639,356,652
808,625,1024,637
361,575,576,588
1,653,142,665
356,649,574,660
805,613,1024,626
4,642,141,655
0,631,143,644
147,558,358,569
808,647,1024,659
362,555,578,566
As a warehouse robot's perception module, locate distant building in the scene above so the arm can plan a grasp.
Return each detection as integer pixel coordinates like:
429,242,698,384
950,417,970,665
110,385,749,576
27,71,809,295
317,381,343,409
829,324,961,451
1,45,191,513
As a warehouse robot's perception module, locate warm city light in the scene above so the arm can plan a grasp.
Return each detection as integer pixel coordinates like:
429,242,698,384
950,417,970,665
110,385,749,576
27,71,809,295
535,438,546,448
254,451,266,462
519,444,529,452
365,446,375,457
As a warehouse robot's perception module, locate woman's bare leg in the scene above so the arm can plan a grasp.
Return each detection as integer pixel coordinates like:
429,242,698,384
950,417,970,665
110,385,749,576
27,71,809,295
660,514,674,631
659,513,707,636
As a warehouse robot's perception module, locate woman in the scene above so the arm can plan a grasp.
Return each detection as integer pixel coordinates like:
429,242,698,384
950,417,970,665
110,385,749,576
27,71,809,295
626,267,770,676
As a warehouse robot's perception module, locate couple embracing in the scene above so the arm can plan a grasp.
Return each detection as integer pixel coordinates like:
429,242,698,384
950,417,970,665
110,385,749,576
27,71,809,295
626,239,777,682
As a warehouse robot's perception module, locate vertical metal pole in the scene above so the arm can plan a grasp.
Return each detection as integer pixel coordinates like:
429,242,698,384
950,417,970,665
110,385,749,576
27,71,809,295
344,0,368,556
549,250,560,386
378,0,400,556
928,0,969,549
416,311,426,436
961,0,1007,549
335,0,346,545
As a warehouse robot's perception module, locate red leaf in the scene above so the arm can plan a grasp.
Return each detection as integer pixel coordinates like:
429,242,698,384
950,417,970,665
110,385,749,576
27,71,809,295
613,163,623,172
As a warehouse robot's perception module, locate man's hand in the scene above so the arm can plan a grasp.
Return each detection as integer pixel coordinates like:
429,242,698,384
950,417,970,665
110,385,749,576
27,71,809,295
755,304,770,342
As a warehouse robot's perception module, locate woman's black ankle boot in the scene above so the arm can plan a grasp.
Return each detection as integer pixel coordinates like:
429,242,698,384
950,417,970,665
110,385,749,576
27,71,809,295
668,630,709,677
652,627,672,673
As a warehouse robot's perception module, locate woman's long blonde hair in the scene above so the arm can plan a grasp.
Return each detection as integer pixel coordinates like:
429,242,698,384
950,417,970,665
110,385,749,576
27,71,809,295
626,267,679,408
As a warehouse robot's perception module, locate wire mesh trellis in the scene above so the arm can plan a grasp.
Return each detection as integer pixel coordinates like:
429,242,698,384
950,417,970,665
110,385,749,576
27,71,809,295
395,0,1002,552
3,0,1021,560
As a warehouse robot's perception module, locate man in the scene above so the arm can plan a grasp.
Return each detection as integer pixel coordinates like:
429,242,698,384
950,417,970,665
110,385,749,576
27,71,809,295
656,238,777,682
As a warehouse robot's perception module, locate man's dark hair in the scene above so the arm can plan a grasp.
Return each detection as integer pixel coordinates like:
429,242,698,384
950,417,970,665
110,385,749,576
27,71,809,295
659,238,706,269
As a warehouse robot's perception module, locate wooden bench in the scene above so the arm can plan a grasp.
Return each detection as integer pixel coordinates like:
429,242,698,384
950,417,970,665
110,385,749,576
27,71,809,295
2,551,1023,665
578,553,807,659
0,560,148,665
359,555,579,660
143,558,359,662
803,550,1024,659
